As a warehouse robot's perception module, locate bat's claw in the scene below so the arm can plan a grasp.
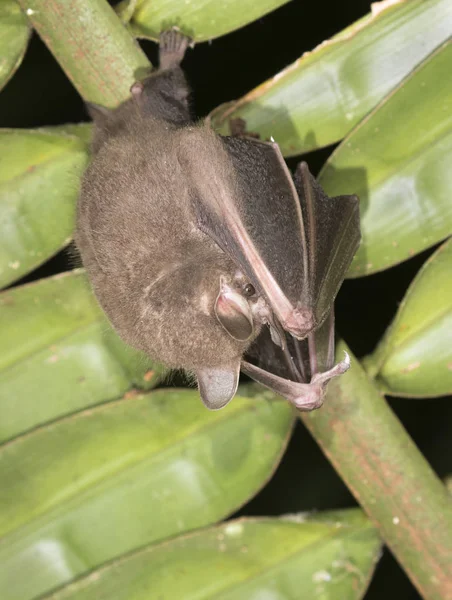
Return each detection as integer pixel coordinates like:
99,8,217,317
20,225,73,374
311,351,350,386
159,28,192,70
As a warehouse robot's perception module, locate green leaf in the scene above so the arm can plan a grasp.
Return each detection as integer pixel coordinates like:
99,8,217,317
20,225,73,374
123,0,292,42
41,510,380,600
0,389,293,600
116,0,137,24
0,125,90,289
0,0,31,92
209,0,452,156
319,40,452,277
0,269,166,443
445,475,452,496
365,238,452,397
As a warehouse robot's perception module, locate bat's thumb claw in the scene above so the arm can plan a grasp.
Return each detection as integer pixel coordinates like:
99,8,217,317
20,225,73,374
341,351,351,372
311,352,350,387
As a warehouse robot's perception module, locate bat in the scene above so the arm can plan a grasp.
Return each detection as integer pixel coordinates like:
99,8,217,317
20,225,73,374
76,29,360,411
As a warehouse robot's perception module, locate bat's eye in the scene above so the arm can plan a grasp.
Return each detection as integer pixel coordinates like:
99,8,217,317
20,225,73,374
243,283,256,297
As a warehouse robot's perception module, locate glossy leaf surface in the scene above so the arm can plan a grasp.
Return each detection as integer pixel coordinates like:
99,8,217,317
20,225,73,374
122,0,292,42
0,125,90,288
0,389,293,600
0,269,165,443
0,0,30,91
42,511,380,600
319,40,452,276
366,238,452,397
210,0,452,156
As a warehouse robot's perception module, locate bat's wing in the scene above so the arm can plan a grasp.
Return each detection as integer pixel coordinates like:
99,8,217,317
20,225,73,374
242,309,348,411
180,128,360,339
293,163,360,329
244,309,335,383
179,129,311,338
219,136,309,322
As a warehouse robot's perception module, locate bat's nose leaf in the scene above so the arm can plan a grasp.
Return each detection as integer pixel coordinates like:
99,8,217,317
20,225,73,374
215,289,253,341
196,363,240,410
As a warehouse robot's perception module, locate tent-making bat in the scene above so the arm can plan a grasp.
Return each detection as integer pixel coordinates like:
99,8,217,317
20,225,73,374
76,30,360,411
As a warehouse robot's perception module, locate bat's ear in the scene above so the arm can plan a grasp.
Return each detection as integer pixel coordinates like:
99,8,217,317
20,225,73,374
214,283,254,341
196,363,240,410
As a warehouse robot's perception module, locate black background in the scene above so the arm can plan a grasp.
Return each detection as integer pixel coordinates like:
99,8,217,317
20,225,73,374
2,1,451,598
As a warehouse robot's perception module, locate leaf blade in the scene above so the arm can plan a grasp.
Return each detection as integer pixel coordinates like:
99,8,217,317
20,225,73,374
319,40,452,276
41,511,380,600
0,270,166,442
0,126,90,288
210,0,452,156
126,0,292,43
0,389,294,600
367,238,452,397
0,0,31,92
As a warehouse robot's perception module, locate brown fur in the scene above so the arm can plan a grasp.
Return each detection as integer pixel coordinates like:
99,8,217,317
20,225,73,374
76,48,257,372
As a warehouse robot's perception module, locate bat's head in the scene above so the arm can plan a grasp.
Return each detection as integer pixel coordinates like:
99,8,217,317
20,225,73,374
155,260,279,410
93,245,270,412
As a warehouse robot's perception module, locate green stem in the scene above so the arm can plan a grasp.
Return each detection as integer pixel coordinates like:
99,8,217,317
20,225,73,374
301,341,452,600
17,0,150,107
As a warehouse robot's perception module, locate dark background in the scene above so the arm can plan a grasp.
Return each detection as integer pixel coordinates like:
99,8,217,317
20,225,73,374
2,1,450,598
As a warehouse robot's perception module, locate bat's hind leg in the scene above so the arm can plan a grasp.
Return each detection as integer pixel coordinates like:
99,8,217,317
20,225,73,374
241,351,350,412
311,352,350,388
130,28,192,123
294,351,351,411
159,28,191,70
286,351,351,411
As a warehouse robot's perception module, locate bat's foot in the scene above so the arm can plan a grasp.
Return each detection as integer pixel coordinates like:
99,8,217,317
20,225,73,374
241,352,350,412
159,28,191,70
311,351,350,387
292,351,350,411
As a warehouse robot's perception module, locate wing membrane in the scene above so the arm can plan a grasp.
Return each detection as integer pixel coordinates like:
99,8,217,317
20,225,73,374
293,163,360,325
